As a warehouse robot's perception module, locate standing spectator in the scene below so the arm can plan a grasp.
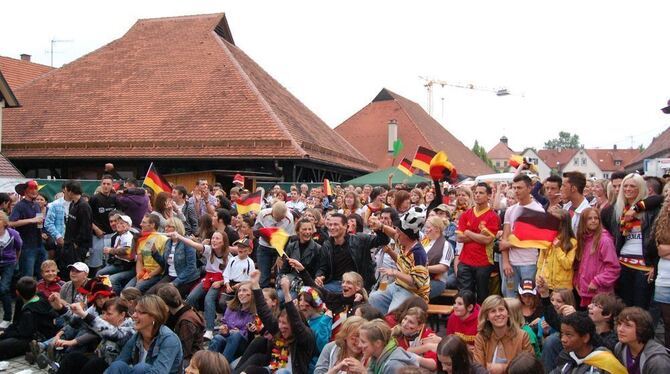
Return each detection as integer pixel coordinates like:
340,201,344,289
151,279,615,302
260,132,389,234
60,180,93,280
10,180,45,278
535,209,577,291
254,202,295,288
561,171,589,234
88,175,118,274
652,193,670,347
286,189,306,213
216,208,240,246
0,193,10,214
189,179,218,218
116,178,149,229
600,171,626,229
500,175,545,297
172,185,198,236
0,211,22,328
456,182,500,304
44,185,70,260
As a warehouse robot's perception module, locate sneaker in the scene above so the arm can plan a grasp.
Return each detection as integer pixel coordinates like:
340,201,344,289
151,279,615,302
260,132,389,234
36,353,50,370
0,320,10,329
203,330,214,340
47,343,56,362
25,340,40,365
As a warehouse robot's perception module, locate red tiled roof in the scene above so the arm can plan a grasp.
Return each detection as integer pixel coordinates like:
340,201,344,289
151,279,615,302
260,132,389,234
537,148,578,170
487,142,517,160
626,126,670,168
334,88,493,176
1,14,374,172
585,148,640,172
0,56,53,89
0,153,24,178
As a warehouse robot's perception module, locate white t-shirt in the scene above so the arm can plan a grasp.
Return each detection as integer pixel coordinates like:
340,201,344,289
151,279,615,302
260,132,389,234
425,238,455,282
656,258,670,288
114,231,134,249
167,241,177,277
620,227,643,257
203,245,227,274
563,197,591,234
504,199,544,266
223,255,255,284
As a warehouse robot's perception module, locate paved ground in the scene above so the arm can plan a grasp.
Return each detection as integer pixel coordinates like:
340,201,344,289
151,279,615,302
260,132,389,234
2,356,49,373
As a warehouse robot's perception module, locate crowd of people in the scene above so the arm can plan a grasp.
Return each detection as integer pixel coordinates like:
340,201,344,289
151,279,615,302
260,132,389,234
0,165,669,374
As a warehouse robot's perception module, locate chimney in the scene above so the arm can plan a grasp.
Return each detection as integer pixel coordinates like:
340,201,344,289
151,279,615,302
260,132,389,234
20,54,31,62
613,144,617,150
387,119,398,153
500,135,508,145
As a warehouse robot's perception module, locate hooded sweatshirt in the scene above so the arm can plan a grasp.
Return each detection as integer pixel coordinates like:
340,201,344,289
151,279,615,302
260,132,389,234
0,295,58,341
446,304,480,346
574,230,620,306
552,346,627,374
0,228,22,266
614,340,670,374
368,340,419,374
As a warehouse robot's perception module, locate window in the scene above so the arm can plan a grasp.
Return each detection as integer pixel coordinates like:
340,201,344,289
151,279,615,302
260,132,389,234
581,158,587,166
603,173,610,179
504,161,508,167
614,160,621,166
574,158,579,165
589,173,595,178
496,161,500,167
529,158,538,164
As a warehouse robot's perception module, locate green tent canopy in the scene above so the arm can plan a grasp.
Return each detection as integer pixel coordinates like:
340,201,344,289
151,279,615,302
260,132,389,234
344,167,430,186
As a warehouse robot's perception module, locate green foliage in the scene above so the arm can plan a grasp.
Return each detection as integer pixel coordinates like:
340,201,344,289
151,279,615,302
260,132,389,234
472,140,495,170
544,131,582,150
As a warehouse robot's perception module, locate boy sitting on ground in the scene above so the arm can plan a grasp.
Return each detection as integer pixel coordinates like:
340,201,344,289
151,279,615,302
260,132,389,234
37,260,65,299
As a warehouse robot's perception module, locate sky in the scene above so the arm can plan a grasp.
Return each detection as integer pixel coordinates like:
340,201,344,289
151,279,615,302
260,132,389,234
2,1,670,153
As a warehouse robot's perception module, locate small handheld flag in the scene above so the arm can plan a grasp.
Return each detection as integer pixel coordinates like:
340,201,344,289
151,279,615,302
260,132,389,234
258,227,290,258
397,158,414,176
237,191,263,215
509,155,538,173
392,139,404,157
411,146,437,174
323,179,333,196
143,162,172,194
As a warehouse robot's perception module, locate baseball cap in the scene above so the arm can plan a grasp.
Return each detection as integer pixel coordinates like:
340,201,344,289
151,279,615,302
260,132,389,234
233,237,252,248
518,279,537,295
68,262,90,273
119,215,133,226
433,203,449,212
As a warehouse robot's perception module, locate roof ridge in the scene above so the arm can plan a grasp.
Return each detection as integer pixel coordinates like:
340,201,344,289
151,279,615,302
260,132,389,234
385,89,433,151
0,55,53,70
212,30,306,158
137,13,224,23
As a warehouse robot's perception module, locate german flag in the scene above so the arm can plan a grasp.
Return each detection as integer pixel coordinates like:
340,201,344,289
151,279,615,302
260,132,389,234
429,151,457,182
323,179,333,196
237,191,263,215
411,146,436,174
509,155,538,173
142,162,172,194
508,208,560,249
398,158,413,176
258,227,290,257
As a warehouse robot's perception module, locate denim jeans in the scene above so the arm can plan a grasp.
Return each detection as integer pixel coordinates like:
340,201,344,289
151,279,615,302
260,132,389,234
429,279,447,300
256,245,277,288
88,234,112,269
19,245,47,278
186,282,221,330
368,283,414,314
323,280,342,293
106,361,152,374
208,331,248,363
502,264,537,298
541,332,562,373
0,264,15,321
457,263,492,304
97,264,136,294
125,275,161,293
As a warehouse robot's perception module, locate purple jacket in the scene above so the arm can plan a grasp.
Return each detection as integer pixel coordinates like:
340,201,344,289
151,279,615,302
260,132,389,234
0,228,23,266
220,307,254,339
575,230,620,301
116,188,149,228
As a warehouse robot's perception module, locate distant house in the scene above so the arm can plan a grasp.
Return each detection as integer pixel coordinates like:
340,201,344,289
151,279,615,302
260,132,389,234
538,147,640,179
520,148,551,180
1,14,374,182
625,126,670,174
487,136,517,172
335,88,493,177
0,65,25,178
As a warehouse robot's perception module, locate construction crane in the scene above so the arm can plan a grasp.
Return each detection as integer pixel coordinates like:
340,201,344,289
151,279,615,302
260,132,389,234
419,76,516,116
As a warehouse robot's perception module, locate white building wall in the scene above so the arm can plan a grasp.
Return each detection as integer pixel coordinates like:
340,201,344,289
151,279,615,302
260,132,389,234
561,149,603,179
522,149,551,180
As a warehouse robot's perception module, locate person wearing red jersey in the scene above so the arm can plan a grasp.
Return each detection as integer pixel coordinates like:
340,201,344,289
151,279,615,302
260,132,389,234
456,183,500,304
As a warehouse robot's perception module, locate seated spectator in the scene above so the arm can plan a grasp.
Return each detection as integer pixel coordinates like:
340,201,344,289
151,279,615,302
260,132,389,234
222,237,255,298
473,295,533,374
614,307,670,374
383,295,428,327
505,298,541,358
119,287,141,316
446,290,480,349
125,214,168,292
0,277,58,360
277,218,322,300
185,350,231,374
98,215,136,294
297,286,333,357
314,316,366,374
422,216,454,300
436,335,487,374
36,259,64,299
60,262,90,304
552,312,626,374
208,282,256,363
53,298,134,374
392,306,438,370
353,303,385,321
506,352,544,374
147,217,200,298
106,295,183,374
157,284,205,361
588,293,624,351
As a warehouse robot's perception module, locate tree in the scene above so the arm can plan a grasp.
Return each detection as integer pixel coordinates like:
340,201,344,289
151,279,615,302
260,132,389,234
472,140,495,170
544,131,582,150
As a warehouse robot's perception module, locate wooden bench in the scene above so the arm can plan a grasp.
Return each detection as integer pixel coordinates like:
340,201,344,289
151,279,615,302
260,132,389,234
427,304,453,333
440,289,458,298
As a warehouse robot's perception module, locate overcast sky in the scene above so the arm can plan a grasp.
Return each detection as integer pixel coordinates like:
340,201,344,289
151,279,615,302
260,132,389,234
2,1,670,153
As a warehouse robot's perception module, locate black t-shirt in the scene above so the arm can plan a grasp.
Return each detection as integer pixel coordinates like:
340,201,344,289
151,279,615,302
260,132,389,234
89,193,117,234
332,241,355,282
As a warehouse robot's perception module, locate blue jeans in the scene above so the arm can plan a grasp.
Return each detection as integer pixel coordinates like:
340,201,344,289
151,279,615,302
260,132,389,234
257,245,277,288
368,283,414,314
186,282,220,330
19,245,47,278
0,264,15,321
208,331,248,363
97,264,136,294
502,264,537,298
429,279,447,300
105,361,151,374
541,332,562,373
125,275,161,293
88,234,112,269
323,280,342,293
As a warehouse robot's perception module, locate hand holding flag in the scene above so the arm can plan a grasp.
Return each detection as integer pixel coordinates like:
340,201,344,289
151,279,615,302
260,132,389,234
258,227,290,258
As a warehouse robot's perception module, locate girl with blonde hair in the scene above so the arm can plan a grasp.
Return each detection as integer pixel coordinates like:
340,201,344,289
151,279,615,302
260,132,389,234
314,316,366,374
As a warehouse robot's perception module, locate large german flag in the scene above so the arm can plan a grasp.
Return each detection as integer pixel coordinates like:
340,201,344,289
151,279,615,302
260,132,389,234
508,208,560,249
237,191,263,215
411,146,437,174
398,158,414,176
258,227,290,257
142,162,172,194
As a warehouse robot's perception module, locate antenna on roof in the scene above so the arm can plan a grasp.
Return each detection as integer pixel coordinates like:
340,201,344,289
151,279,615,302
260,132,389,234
47,39,73,67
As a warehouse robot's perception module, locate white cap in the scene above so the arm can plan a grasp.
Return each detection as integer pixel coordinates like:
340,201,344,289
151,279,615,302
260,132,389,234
120,215,133,226
68,262,89,273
